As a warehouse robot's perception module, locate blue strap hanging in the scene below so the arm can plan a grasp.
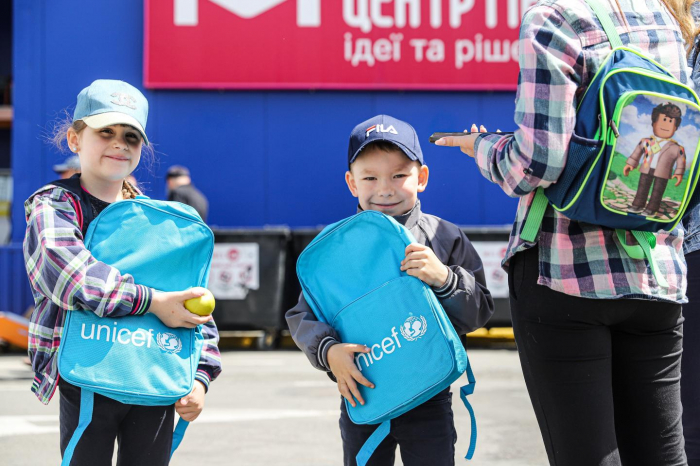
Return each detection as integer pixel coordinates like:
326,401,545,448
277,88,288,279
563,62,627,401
460,361,478,460
61,389,95,466
171,418,190,458
356,420,391,466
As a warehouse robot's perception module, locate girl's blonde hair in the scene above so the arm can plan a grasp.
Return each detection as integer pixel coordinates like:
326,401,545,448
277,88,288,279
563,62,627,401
49,112,155,195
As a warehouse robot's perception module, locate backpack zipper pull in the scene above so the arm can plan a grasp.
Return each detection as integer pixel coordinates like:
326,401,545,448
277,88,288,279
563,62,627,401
609,119,620,138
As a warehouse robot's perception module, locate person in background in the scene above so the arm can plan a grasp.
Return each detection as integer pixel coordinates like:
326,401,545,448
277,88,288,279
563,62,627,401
166,165,209,222
52,155,80,179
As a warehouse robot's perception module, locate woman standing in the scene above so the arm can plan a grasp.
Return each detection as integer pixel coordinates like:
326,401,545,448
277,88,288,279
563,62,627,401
436,0,695,464
683,4,700,464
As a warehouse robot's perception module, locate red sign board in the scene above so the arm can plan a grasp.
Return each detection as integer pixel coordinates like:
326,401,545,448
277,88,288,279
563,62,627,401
145,0,531,90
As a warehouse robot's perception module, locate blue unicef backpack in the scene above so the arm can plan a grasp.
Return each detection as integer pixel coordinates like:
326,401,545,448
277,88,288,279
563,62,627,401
296,210,477,465
55,189,214,466
522,0,700,287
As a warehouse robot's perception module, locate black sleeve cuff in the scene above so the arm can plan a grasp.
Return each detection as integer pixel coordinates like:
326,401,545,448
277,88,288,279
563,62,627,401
432,267,458,299
316,336,339,371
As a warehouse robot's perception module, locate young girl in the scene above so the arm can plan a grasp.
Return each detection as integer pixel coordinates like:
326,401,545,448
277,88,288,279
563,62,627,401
23,79,222,465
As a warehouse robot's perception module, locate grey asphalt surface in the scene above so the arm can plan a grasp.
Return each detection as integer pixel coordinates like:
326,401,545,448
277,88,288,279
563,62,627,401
0,348,548,465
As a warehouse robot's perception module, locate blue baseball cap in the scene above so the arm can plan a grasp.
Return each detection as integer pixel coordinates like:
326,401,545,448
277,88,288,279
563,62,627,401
348,114,423,165
73,79,149,145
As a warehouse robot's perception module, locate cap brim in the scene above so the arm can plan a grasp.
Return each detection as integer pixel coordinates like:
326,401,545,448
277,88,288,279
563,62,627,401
81,112,149,145
349,139,420,165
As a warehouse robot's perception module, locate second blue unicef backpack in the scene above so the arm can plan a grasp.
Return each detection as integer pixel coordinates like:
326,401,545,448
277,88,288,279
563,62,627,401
522,0,700,287
54,180,214,466
296,210,477,465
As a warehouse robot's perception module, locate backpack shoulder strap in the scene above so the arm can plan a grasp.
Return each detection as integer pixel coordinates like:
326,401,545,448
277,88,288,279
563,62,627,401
460,360,478,460
355,421,391,466
61,389,94,466
521,188,549,242
585,0,624,48
171,419,190,458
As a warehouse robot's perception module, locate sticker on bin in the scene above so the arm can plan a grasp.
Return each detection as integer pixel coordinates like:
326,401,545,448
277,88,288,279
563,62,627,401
209,244,260,299
471,241,509,299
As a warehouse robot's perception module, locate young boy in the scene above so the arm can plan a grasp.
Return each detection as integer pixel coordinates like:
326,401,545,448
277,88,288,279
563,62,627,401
286,114,494,466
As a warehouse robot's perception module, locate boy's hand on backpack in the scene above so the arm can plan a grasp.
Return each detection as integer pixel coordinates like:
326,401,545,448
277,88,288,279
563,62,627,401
327,343,375,408
673,174,683,186
175,380,206,422
149,290,214,328
401,243,449,288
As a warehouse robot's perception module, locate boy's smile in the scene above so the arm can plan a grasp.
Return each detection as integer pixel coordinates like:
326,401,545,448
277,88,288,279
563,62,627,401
345,146,429,217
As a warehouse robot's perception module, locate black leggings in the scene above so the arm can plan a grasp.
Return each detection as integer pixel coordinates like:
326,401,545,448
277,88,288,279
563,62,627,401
509,246,685,466
59,379,175,466
683,249,700,465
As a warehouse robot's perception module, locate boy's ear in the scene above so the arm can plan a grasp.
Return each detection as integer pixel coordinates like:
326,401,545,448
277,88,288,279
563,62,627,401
345,171,359,198
417,164,429,193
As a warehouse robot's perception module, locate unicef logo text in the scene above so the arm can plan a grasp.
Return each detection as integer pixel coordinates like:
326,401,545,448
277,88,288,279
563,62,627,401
156,332,183,354
400,315,427,341
354,315,429,372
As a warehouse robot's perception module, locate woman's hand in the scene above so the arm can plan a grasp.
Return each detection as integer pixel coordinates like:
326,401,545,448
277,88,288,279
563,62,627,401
148,289,213,328
434,124,492,157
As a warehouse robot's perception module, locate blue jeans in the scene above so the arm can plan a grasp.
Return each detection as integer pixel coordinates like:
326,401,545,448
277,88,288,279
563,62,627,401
683,250,700,465
339,387,457,466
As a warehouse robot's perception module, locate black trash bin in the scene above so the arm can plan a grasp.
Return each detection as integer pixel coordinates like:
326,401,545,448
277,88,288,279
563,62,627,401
282,228,323,318
461,226,512,327
210,228,291,348
284,226,512,328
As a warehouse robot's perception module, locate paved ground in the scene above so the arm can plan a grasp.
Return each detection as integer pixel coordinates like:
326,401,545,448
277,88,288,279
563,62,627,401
0,349,548,465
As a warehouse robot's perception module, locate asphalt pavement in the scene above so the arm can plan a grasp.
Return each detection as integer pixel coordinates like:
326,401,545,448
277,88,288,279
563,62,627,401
0,348,548,465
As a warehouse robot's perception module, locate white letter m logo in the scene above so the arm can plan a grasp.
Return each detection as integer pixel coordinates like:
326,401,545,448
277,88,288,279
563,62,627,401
174,0,321,27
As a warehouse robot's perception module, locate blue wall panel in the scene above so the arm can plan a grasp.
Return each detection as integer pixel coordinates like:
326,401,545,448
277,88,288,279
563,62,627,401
12,0,520,243
0,244,34,315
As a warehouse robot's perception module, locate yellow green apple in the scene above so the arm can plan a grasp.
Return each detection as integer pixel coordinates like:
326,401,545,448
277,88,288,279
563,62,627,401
184,287,216,316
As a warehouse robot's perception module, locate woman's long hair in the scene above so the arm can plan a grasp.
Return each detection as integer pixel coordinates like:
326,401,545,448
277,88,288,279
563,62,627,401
659,0,698,51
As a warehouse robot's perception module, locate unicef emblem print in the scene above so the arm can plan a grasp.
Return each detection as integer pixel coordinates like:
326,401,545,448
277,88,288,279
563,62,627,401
156,332,183,354
400,315,428,341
